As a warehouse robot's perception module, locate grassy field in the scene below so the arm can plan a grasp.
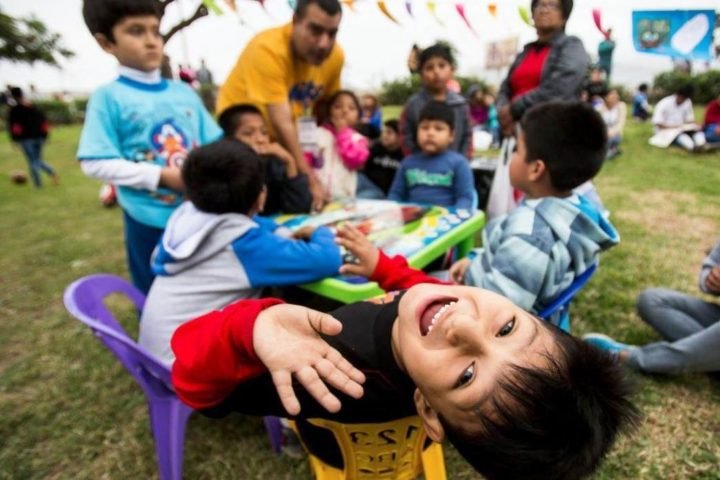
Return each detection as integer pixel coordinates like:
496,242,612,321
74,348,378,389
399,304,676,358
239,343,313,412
1,111,719,480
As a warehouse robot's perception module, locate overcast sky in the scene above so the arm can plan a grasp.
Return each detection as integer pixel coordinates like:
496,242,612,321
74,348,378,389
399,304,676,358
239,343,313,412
1,0,718,96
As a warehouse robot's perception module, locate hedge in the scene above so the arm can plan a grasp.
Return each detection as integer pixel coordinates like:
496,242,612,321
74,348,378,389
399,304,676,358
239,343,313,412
652,70,720,104
379,75,488,106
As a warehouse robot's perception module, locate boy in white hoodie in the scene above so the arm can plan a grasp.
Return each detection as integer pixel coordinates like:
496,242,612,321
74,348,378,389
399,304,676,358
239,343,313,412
139,139,342,365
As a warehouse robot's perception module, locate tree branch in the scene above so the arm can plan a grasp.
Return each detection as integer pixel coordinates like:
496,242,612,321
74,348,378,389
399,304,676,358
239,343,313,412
162,3,208,43
157,0,177,17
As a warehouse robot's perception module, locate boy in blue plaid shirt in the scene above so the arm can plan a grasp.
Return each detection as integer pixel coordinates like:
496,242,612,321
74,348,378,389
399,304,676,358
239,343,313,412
447,101,619,321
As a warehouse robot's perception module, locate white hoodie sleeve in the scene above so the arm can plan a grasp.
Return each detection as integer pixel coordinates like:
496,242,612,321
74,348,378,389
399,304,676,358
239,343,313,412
80,159,162,191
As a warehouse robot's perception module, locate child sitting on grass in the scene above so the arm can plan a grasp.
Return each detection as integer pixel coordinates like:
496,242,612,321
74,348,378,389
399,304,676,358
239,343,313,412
171,233,640,479
139,139,341,365
218,103,311,214
388,101,474,210
314,90,369,200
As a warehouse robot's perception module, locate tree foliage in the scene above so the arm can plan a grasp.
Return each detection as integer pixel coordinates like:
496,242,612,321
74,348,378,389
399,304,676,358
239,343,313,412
0,8,74,66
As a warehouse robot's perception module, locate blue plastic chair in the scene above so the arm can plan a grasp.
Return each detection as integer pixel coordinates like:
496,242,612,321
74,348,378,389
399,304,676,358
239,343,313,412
537,263,597,332
63,274,283,480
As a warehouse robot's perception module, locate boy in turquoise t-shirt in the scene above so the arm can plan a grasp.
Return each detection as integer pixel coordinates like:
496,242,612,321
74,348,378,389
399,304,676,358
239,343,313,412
77,0,222,293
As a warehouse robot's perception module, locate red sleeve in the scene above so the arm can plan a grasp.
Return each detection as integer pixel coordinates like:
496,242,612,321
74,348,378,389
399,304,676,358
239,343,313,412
171,297,284,409
705,101,720,126
370,251,449,292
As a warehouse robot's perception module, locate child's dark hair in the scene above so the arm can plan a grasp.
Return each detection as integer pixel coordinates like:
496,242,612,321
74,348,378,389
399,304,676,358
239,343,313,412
83,0,160,41
418,43,455,70
441,321,641,480
676,84,694,99
295,0,342,17
638,83,648,92
384,119,399,134
323,90,361,127
10,87,23,101
418,101,455,131
522,102,607,191
217,104,263,138
182,139,265,215
531,0,574,20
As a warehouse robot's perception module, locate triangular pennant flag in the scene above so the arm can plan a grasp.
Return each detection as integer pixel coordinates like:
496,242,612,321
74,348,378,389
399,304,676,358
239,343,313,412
518,5,533,27
202,0,223,15
223,0,237,12
455,3,477,36
405,0,413,17
488,3,497,18
342,0,356,12
427,1,444,26
378,1,400,24
593,8,609,37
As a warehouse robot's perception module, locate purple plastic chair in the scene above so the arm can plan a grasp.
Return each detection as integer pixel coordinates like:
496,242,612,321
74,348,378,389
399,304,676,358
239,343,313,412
63,274,284,480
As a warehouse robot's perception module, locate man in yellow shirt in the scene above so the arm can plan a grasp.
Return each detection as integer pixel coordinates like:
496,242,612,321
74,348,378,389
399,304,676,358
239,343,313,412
217,0,344,210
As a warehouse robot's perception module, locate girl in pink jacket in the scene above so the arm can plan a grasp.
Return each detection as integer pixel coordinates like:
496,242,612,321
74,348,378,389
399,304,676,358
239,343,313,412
315,90,369,199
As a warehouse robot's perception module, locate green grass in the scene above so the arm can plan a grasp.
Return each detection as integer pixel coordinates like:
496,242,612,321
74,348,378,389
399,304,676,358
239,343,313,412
1,112,719,480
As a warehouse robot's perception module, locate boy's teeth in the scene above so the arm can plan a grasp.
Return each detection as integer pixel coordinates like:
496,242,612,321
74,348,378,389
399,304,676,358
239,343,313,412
429,301,456,329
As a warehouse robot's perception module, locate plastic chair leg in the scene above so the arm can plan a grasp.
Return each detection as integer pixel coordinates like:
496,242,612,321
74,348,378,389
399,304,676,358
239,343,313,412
421,442,447,480
558,311,571,333
263,416,284,454
148,397,193,480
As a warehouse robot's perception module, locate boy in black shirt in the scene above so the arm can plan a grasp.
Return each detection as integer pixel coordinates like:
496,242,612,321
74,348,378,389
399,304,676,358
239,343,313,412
218,104,311,214
172,246,640,480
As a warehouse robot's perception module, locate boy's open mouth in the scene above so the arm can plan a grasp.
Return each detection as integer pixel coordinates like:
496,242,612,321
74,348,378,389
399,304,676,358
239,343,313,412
419,297,457,336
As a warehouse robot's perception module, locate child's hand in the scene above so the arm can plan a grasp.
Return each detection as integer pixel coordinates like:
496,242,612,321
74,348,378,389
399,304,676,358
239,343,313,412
449,258,471,284
706,266,720,293
310,177,330,212
258,143,298,177
159,167,185,192
292,226,316,240
253,304,366,415
259,142,291,163
336,225,379,278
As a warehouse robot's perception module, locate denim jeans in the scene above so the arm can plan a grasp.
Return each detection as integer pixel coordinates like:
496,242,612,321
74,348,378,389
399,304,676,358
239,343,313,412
122,210,164,295
19,138,55,187
628,288,720,373
704,123,720,144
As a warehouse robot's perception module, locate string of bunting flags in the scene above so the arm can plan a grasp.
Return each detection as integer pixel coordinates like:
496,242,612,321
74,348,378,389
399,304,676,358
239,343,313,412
200,0,532,35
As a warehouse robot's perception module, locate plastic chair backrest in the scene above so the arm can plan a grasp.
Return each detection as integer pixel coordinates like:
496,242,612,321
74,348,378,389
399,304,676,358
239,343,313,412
537,263,597,331
63,274,174,396
293,416,446,480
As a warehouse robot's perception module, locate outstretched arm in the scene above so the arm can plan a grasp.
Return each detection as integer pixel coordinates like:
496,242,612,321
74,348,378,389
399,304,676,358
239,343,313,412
171,298,365,415
336,224,448,292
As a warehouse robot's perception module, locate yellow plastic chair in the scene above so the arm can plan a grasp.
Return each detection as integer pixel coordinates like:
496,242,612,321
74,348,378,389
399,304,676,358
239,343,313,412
291,416,446,480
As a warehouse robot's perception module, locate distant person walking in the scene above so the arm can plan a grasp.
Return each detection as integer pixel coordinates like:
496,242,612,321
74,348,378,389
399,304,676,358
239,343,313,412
196,59,213,87
7,87,58,187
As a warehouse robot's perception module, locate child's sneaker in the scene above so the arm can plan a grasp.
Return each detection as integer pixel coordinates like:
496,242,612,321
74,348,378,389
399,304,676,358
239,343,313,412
582,333,632,356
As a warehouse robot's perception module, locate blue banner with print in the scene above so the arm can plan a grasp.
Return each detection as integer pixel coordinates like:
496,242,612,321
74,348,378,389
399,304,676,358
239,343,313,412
632,10,715,60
